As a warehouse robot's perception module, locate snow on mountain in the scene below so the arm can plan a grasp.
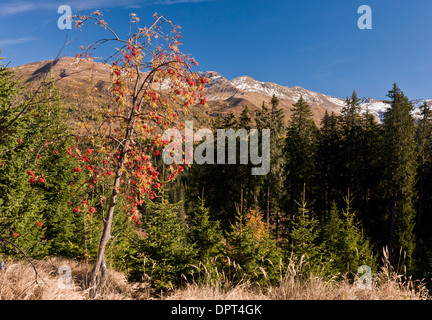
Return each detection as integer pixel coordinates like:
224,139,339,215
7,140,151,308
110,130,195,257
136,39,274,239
358,98,432,122
10,57,431,125
205,72,432,123
411,99,432,119
230,76,289,99
358,98,391,122
203,73,347,112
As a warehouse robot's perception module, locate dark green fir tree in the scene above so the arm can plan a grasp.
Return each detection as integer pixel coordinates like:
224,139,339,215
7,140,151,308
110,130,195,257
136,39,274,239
382,84,418,268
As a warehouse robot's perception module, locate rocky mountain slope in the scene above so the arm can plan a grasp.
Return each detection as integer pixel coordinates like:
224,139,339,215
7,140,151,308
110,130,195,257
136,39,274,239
202,71,432,123
201,71,346,123
11,57,432,124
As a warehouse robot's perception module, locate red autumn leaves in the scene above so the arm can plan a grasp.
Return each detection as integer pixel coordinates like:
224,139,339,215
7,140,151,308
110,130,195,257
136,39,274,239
181,78,208,107
56,12,208,227
65,141,165,218
124,43,140,63
11,222,43,239
27,170,45,185
71,201,95,214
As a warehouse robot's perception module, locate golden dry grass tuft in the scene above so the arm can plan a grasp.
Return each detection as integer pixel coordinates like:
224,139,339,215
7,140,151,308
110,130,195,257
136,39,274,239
265,252,429,300
0,257,146,300
0,255,429,300
165,254,429,300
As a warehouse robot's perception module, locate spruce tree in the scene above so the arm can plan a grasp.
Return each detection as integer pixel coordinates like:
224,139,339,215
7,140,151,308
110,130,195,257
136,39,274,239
255,95,285,226
414,102,432,273
187,109,257,231
416,102,432,238
239,105,252,131
129,198,196,290
288,184,321,270
284,96,318,229
30,78,93,259
0,57,53,258
382,84,417,268
322,195,375,275
339,91,363,197
358,109,382,227
315,111,342,217
233,106,260,217
225,202,282,285
188,195,224,262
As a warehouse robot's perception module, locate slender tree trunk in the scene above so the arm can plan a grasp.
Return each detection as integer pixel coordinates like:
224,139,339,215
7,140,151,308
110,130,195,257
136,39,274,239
89,172,122,297
415,160,425,258
83,209,89,286
276,211,279,243
89,131,131,297
289,177,297,235
266,172,270,225
389,191,398,265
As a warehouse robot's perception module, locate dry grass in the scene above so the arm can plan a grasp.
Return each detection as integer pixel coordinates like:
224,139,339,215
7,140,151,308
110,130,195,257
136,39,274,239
164,254,429,300
265,253,429,300
165,282,267,300
0,257,82,300
0,254,429,300
0,257,146,300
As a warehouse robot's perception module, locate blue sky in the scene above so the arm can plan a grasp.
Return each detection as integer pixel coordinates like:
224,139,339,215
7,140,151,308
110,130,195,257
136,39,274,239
0,0,431,100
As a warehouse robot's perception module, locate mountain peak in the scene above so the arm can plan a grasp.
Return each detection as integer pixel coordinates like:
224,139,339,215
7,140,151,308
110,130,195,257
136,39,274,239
10,57,431,124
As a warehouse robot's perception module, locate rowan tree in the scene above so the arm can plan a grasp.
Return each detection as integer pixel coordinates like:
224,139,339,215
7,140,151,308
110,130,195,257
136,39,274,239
67,11,208,296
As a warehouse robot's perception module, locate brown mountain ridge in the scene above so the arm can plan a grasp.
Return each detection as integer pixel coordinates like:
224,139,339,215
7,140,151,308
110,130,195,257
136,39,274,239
13,56,429,125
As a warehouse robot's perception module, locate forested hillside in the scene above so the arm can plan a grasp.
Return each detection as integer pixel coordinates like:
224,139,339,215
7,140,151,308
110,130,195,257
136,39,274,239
0,11,430,300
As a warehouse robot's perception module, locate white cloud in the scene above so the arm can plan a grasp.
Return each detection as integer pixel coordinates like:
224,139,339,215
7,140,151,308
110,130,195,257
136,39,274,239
153,0,213,3
0,2,37,16
0,37,38,46
0,0,214,16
